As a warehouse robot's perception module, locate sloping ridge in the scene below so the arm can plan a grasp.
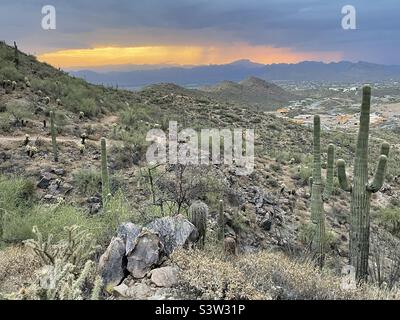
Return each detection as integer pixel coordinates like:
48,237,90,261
200,77,297,110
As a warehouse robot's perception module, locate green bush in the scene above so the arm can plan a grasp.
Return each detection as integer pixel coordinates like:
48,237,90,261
298,222,338,251
376,207,400,235
72,169,102,196
0,64,23,82
72,168,126,197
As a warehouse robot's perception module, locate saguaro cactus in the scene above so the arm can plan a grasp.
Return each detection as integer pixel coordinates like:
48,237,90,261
189,200,208,249
218,199,225,242
310,115,335,268
101,137,110,207
14,41,19,68
50,111,58,162
337,85,390,282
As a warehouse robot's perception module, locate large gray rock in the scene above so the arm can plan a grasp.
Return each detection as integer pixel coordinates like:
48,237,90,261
98,237,126,289
147,215,197,256
117,222,141,255
150,266,179,287
127,229,160,278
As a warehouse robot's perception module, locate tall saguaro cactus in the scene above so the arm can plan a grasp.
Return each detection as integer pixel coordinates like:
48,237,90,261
337,85,390,282
13,41,19,68
50,111,58,162
101,137,111,207
310,115,335,268
218,200,225,242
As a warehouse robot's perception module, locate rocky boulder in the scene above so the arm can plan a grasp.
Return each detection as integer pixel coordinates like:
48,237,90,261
127,229,161,278
98,216,197,289
150,266,179,287
98,237,126,291
147,215,197,256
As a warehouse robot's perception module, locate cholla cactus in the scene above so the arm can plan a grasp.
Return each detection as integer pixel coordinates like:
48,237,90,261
24,134,30,146
79,143,85,154
11,81,16,90
310,115,335,268
337,85,390,281
44,96,50,105
16,225,103,300
50,111,58,162
24,225,100,268
80,133,87,145
24,76,31,88
79,111,85,119
188,200,208,249
3,80,12,93
11,259,102,300
25,145,38,158
56,98,62,106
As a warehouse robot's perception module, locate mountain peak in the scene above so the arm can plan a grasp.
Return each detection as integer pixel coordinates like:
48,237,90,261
228,59,265,68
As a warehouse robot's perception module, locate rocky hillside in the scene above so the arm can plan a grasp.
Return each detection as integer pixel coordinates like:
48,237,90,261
201,77,298,110
1,42,400,300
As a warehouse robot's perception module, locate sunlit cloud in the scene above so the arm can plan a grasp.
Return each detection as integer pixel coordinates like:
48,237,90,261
38,43,342,68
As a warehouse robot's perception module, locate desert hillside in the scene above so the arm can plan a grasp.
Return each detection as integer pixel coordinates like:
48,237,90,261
1,42,400,300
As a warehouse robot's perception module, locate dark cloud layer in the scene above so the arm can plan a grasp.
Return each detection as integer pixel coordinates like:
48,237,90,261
1,0,399,64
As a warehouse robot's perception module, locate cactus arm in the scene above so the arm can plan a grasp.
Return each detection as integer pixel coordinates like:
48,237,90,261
323,144,335,200
337,159,352,192
380,142,390,157
367,155,388,193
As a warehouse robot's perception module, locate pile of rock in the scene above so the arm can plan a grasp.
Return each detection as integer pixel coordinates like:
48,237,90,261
98,215,198,296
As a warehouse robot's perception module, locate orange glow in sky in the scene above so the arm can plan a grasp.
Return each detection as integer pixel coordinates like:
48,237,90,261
38,44,342,68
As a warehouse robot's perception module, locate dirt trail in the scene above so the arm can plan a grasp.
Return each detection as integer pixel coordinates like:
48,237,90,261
0,134,123,149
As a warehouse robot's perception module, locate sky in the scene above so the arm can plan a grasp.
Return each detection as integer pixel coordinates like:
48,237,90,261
1,0,399,69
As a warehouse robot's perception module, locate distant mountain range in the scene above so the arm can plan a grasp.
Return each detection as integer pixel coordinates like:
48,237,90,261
70,60,400,89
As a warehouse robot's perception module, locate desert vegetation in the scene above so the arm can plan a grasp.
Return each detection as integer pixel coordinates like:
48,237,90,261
1,42,400,300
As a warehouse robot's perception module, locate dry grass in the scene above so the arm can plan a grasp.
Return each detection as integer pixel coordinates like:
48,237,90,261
0,245,40,294
172,249,400,300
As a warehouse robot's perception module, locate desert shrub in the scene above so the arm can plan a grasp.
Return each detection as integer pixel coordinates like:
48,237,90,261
266,177,279,188
297,165,312,186
0,64,24,82
270,162,282,172
120,104,152,127
0,176,37,214
2,204,95,242
172,249,267,299
0,245,40,294
376,207,400,235
110,141,144,169
298,222,338,251
274,151,303,165
99,191,139,243
72,169,102,196
72,168,125,197
172,249,400,300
